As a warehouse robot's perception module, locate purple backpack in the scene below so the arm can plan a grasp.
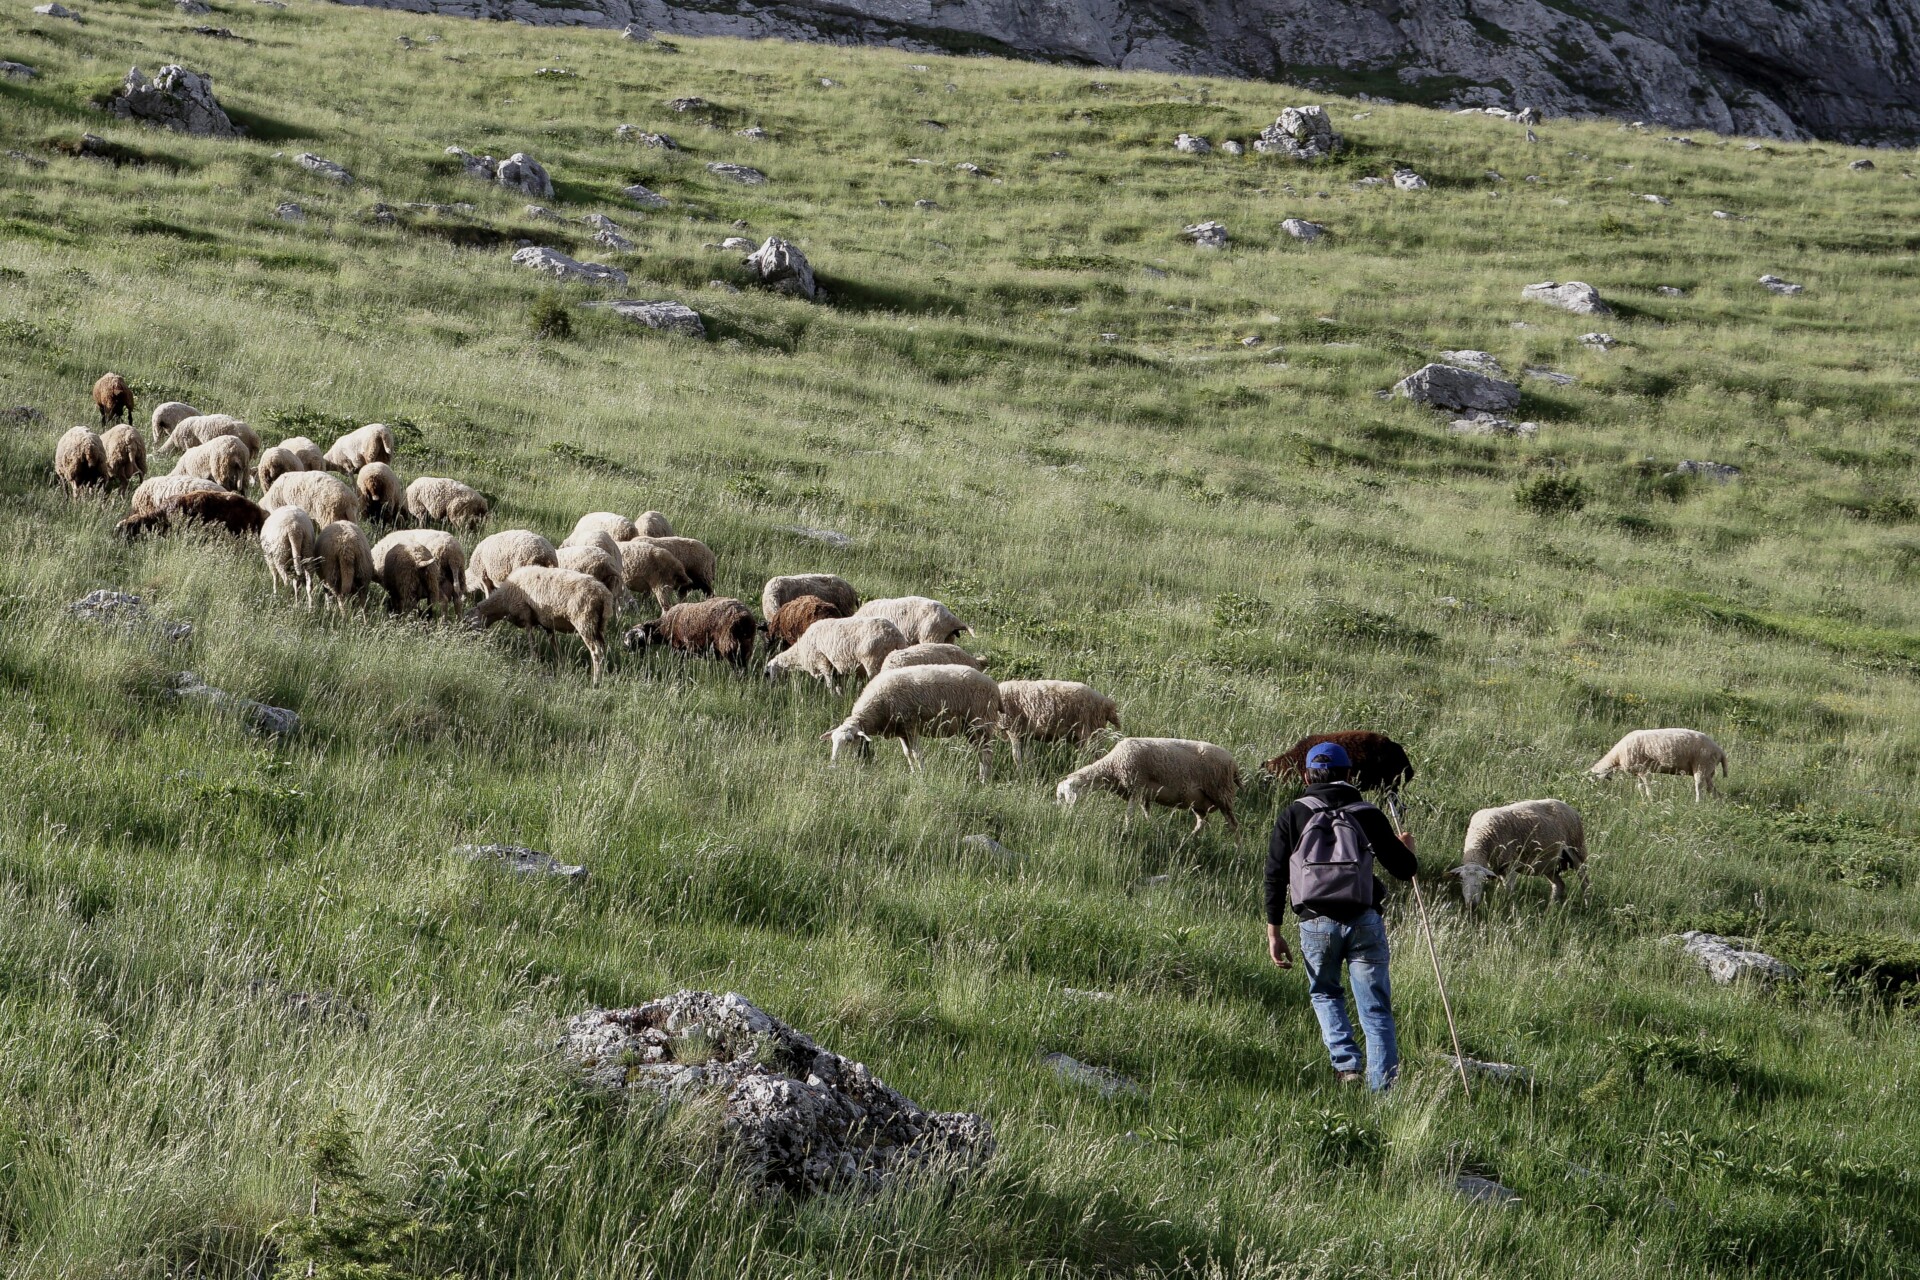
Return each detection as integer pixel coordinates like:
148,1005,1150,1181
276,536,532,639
1288,795,1377,912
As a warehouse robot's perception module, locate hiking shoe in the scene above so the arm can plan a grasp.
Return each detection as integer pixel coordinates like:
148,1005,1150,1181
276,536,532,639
1336,1071,1364,1086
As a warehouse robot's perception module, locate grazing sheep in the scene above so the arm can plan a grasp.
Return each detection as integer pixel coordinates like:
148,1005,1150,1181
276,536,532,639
1589,728,1727,801
557,543,627,603
1261,731,1416,795
613,537,691,612
315,520,375,614
1057,737,1240,833
1455,798,1589,907
562,527,623,565
171,435,250,492
163,414,260,460
101,424,147,491
116,489,267,539
355,462,403,524
263,470,363,527
371,529,465,617
466,529,559,596
825,664,1001,782
761,573,860,621
855,596,970,645
761,594,844,654
256,445,305,493
623,597,757,668
764,615,908,690
276,436,330,472
324,423,395,472
566,512,639,546
405,476,490,529
628,535,715,596
996,680,1121,764
54,426,108,497
149,401,199,445
635,510,674,537
882,642,981,672
93,373,133,427
467,565,614,684
128,473,224,517
260,507,318,605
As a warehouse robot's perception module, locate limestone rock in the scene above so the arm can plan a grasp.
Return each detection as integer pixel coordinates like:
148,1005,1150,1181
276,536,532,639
707,161,767,184
1524,365,1577,385
1392,167,1428,190
1442,1054,1532,1084
1439,349,1506,377
175,0,210,11
510,245,627,286
592,225,635,251
598,299,706,338
524,203,561,221
744,236,816,299
1580,332,1616,349
1254,105,1340,159
1657,285,1687,296
1042,1051,1142,1098
1448,415,1539,437
1395,363,1522,413
295,152,353,183
780,525,852,547
563,991,994,1195
622,183,669,209
169,671,297,737
1,61,38,80
667,96,708,112
457,842,587,882
1172,133,1210,154
1220,139,1244,154
33,3,79,19
1671,930,1795,983
1455,1174,1521,1205
1522,280,1611,315
494,152,553,197
960,833,1016,858
616,126,678,149
274,201,305,221
104,65,238,137
1280,217,1325,240
68,590,194,643
1759,273,1803,294
1641,192,1672,205
1849,157,1875,170
737,126,770,140
1672,460,1741,482
1181,220,1229,248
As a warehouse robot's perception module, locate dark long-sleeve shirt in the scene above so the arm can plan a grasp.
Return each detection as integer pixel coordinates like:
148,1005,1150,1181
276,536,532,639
1265,781,1418,924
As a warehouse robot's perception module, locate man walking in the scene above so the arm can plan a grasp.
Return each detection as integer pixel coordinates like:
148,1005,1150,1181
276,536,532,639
1264,741,1418,1091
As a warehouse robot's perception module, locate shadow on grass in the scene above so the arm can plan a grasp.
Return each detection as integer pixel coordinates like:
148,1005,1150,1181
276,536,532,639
225,105,319,143
816,272,961,318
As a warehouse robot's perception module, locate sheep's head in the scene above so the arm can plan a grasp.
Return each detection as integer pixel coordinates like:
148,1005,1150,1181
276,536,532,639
824,725,871,765
623,621,662,651
1450,863,1497,908
1055,773,1089,806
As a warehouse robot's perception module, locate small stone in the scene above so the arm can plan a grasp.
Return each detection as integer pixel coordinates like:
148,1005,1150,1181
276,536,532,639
592,226,635,251
1485,170,1504,181
1041,1052,1142,1098
914,199,939,209
1394,363,1521,413
616,126,678,149
191,25,236,38
1665,135,1697,146
622,184,669,209
1448,416,1538,438
818,77,837,87
1354,175,1386,187
1524,174,1542,183
780,525,852,547
1172,133,1211,154
706,162,766,185
1455,1174,1520,1205
1391,167,1428,190
1656,285,1686,296
954,162,984,175
0,61,36,80
1241,335,1262,347
1580,332,1615,349
1641,192,1671,205
1849,158,1875,171
510,245,627,286
169,671,297,737
1670,930,1794,983
736,126,770,140
457,842,587,882
1523,366,1576,386
295,152,352,184
1280,217,1325,241
706,279,741,293
598,299,705,338
175,0,208,10
534,67,577,78
1442,1054,1532,1083
1758,273,1803,294
1522,280,1610,315
667,96,708,112
1220,139,1244,154
960,834,1015,858
33,3,80,19
274,201,305,221
524,203,561,222
1181,220,1229,249
1671,460,1741,482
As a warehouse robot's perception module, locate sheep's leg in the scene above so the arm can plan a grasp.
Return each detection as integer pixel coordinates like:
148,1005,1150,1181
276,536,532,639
1546,870,1566,904
1576,862,1593,902
1009,736,1024,768
1636,774,1653,800
975,736,993,784
1190,809,1207,835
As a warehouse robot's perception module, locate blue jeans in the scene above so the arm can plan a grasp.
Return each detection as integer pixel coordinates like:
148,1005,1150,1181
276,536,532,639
1297,910,1398,1091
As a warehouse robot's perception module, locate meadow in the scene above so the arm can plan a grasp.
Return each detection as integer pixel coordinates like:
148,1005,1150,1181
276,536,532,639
3,1,1920,1274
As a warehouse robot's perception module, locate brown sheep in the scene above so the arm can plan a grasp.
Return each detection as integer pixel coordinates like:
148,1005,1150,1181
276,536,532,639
628,535,715,596
54,427,108,497
115,489,268,539
622,597,755,668
1260,731,1415,796
128,474,223,517
356,462,403,524
761,594,845,653
93,373,133,427
101,424,147,491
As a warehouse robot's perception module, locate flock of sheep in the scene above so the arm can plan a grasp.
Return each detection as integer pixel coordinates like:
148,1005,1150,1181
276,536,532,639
53,374,1733,901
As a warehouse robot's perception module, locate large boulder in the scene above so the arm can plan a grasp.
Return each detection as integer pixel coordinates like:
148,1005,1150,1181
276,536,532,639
1522,280,1611,315
597,299,707,338
1394,363,1522,413
744,236,816,299
495,152,553,197
510,245,627,286
564,991,993,1195
1254,106,1341,160
104,65,238,137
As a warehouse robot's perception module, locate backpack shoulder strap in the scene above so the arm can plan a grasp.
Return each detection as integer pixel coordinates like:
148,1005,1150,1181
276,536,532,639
1295,795,1332,814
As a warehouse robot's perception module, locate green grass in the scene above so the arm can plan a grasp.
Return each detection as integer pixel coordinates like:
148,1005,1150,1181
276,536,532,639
3,2,1920,1275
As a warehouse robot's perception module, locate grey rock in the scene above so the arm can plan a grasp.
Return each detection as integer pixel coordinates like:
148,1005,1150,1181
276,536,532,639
593,226,636,251
1,60,39,80
706,279,741,293
175,0,209,10
1485,169,1504,180
954,161,984,175
1524,365,1577,385
2,405,47,424
960,833,1015,858
1172,132,1210,154
1455,1174,1521,1205
616,126,679,149
1672,459,1741,481
1522,280,1611,315
719,235,754,250
274,201,305,221
446,145,495,179
1041,1051,1142,1098
737,126,771,139
1439,349,1506,377
1641,192,1672,205
1580,332,1616,349
1665,134,1697,144
667,96,707,112
1671,930,1794,983
1656,285,1687,296
780,525,852,546
1241,334,1263,346
622,183,669,209
1280,217,1325,240
1758,273,1804,294
1448,416,1539,437
1712,209,1737,218
534,66,577,77
914,198,939,209
1254,105,1340,159
510,245,628,286
68,590,194,643
494,151,553,197
707,161,767,184
1391,167,1428,190
295,152,353,183
1443,1054,1532,1084
1849,157,1875,170
524,203,562,221
192,25,238,38
104,65,237,137
1220,139,1244,154
457,842,587,882
744,236,816,299
598,299,706,338
563,991,994,1194
1181,220,1229,248
168,671,297,737
32,3,79,18
1396,363,1522,413
1137,873,1172,887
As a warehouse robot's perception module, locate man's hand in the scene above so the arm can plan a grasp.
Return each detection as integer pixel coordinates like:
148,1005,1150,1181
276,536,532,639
1268,924,1292,970
1398,831,1417,853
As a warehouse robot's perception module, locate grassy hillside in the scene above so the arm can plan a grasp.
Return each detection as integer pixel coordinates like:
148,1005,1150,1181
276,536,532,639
4,2,1920,1275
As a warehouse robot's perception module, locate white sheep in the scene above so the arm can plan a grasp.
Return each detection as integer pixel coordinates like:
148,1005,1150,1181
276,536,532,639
1589,728,1727,801
171,435,250,492
256,445,305,493
54,426,107,497
324,423,395,472
565,512,638,545
148,401,200,445
1455,799,1590,907
371,529,465,617
264,470,363,526
613,537,691,612
635,510,674,537
163,414,260,460
260,506,318,606
100,424,147,491
466,529,559,596
276,436,330,472
129,473,222,516
997,680,1121,764
465,565,614,684
627,535,714,596
880,642,981,672
764,616,909,691
315,520,374,615
1056,737,1239,833
761,573,860,620
825,664,1001,782
356,462,403,523
855,595,970,645
557,543,627,604
406,476,489,529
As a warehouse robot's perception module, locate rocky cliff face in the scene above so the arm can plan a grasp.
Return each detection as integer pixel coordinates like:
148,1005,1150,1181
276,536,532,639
331,0,1920,143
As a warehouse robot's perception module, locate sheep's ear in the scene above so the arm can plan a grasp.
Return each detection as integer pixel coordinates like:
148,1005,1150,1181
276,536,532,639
818,731,834,741
1447,866,1465,877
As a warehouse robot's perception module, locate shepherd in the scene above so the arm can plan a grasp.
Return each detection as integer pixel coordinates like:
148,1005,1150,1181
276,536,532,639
1264,740,1418,1091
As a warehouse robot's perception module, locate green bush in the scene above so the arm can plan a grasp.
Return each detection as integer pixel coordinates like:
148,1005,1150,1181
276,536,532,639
528,294,573,340
1515,472,1589,515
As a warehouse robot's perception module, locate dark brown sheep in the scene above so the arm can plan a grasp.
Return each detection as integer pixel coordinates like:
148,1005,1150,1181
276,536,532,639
760,594,846,653
115,489,269,540
92,373,134,428
1260,731,1415,795
623,597,756,668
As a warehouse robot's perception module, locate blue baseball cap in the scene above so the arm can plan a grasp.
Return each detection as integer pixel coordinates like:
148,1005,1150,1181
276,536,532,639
1305,741,1351,769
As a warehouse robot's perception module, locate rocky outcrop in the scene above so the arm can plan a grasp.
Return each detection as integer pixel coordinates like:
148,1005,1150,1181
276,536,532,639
1395,363,1522,414
744,236,816,299
595,299,707,338
1523,281,1610,316
322,0,1920,144
511,245,628,285
103,65,237,137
